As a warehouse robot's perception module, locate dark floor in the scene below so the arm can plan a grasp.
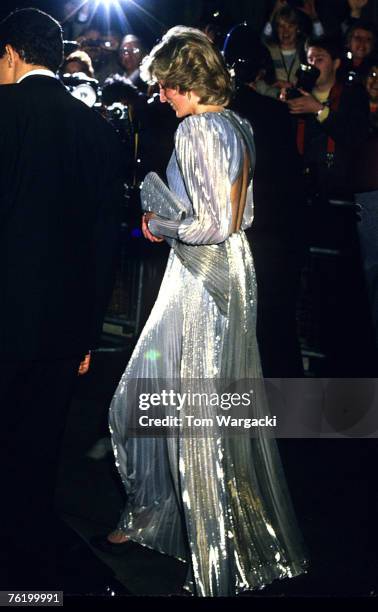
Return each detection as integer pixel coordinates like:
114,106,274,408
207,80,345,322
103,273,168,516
56,347,378,601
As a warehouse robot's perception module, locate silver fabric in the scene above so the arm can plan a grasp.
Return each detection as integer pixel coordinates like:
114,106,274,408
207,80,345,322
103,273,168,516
141,171,187,222
109,110,308,596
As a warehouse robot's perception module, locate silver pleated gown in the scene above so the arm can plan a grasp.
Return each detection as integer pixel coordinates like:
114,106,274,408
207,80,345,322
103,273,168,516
109,110,308,596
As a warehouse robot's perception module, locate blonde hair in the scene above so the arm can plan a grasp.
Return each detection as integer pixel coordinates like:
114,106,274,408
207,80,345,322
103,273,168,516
140,26,233,106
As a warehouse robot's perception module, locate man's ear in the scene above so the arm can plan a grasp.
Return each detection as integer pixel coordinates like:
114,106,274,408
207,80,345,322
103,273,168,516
334,58,341,71
5,44,20,68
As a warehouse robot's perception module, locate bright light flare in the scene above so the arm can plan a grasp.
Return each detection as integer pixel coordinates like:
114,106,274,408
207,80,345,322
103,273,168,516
90,0,122,10
92,0,116,6
63,0,163,40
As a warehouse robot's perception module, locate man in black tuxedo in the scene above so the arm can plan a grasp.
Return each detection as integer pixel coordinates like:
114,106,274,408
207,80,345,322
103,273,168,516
0,9,124,588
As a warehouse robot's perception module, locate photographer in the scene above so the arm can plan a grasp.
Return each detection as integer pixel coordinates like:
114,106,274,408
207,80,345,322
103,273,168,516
285,35,370,201
284,36,375,376
78,27,122,84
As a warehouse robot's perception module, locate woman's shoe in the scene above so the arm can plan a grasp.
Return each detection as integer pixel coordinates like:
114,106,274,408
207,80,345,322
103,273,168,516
90,531,131,556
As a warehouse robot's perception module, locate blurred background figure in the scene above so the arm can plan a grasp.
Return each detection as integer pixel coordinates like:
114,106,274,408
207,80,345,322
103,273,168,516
284,34,377,374
102,73,143,107
62,49,94,77
197,8,232,48
341,0,375,33
61,0,91,41
343,20,377,83
258,5,307,98
77,27,123,84
101,74,146,184
60,47,99,109
354,55,378,350
77,26,105,71
285,35,370,201
366,55,378,123
263,0,325,40
225,23,306,376
118,33,147,90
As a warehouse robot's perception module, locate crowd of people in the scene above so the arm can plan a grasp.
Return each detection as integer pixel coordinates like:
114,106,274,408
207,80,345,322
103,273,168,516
0,1,377,598
57,0,378,375
58,1,377,178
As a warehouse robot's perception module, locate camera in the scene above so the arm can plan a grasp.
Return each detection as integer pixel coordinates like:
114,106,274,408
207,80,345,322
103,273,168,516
286,63,320,99
61,72,100,107
98,102,133,148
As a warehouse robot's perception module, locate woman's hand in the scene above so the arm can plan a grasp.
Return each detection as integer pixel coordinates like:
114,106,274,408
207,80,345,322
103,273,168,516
273,79,292,90
270,0,287,19
348,0,368,19
279,87,288,101
300,0,319,21
141,212,164,243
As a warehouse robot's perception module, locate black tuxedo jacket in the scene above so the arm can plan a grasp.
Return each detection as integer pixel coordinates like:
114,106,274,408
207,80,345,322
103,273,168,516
0,75,124,360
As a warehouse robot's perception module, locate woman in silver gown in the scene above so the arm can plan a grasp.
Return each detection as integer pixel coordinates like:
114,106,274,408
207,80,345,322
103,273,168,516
109,26,308,596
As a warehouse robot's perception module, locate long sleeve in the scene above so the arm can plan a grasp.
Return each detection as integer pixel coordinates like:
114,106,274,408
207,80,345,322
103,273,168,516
148,216,180,238
173,114,233,245
142,113,254,242
313,20,324,37
140,170,188,232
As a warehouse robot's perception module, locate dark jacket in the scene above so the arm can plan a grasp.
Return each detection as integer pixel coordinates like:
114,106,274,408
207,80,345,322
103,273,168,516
231,85,306,249
0,75,124,360
300,82,370,200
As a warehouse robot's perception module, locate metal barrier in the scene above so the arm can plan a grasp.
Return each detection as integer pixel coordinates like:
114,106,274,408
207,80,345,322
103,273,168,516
102,222,169,349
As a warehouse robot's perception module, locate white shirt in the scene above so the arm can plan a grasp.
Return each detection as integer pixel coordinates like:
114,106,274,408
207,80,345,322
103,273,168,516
17,69,57,84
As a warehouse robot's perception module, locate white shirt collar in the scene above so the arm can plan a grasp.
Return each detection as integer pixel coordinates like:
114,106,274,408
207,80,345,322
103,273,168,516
17,69,57,84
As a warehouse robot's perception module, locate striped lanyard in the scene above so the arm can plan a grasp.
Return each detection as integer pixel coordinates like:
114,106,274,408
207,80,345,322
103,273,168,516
279,49,298,82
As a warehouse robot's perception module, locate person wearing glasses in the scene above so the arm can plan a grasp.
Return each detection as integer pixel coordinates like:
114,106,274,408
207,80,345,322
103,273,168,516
118,33,147,91
344,20,376,83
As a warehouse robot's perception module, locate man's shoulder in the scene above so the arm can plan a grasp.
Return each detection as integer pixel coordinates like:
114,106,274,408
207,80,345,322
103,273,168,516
44,86,121,144
0,83,22,102
78,102,122,146
0,84,24,125
69,99,124,156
